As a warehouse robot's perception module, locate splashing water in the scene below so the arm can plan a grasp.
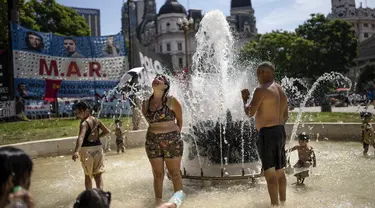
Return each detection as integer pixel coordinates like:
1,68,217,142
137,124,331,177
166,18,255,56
174,10,261,177
287,72,352,158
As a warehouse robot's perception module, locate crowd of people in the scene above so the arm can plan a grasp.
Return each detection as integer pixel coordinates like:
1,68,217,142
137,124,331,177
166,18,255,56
1,62,326,207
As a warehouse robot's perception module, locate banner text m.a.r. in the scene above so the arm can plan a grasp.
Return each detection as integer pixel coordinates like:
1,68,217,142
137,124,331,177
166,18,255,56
39,59,105,78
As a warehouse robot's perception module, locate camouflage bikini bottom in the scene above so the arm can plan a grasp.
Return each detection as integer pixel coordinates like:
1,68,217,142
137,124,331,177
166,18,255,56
145,131,183,159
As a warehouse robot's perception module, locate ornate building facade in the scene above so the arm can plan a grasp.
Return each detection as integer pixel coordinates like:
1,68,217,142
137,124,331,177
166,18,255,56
122,0,257,71
328,0,375,42
328,0,375,84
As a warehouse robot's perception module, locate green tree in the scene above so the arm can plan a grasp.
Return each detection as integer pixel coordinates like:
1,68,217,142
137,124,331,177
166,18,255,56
241,14,358,80
240,31,315,79
296,13,358,77
357,64,375,92
20,0,89,36
0,0,89,48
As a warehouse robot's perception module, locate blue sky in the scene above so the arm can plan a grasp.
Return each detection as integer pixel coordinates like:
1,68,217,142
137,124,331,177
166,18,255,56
57,0,375,36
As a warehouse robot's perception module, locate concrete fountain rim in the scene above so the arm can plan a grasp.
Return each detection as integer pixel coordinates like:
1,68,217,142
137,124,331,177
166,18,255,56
0,122,363,159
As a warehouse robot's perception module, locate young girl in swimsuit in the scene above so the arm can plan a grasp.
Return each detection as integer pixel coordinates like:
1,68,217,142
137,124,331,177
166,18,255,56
287,133,316,169
142,74,184,206
72,102,110,190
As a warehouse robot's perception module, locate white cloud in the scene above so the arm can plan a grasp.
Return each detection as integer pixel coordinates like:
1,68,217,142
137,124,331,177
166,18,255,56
257,0,375,34
257,0,331,33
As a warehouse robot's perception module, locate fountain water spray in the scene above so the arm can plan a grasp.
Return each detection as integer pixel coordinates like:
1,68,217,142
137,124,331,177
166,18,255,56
287,72,352,161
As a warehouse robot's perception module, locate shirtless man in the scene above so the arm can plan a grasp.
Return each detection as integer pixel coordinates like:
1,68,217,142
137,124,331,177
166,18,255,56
241,62,288,206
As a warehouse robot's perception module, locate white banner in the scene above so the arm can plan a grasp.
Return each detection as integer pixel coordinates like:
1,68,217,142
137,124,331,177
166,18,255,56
0,100,16,118
13,50,126,81
25,100,50,115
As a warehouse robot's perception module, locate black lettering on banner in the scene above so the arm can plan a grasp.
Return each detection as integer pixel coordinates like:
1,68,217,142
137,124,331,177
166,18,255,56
0,100,15,118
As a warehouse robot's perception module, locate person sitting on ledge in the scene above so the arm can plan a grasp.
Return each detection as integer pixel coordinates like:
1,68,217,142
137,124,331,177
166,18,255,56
360,112,375,156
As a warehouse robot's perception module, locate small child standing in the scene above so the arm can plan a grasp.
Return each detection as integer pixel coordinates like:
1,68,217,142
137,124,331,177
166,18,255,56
114,119,126,154
288,133,316,168
287,133,316,184
360,112,375,155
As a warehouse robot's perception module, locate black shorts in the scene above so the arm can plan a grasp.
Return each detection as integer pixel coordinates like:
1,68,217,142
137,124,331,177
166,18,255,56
257,125,286,171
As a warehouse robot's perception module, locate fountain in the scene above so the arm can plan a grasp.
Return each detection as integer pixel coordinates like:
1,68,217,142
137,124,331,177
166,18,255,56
165,10,262,180
23,9,375,208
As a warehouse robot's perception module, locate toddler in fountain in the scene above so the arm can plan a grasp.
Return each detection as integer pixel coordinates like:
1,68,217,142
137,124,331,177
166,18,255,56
114,119,126,153
287,133,316,169
360,112,375,155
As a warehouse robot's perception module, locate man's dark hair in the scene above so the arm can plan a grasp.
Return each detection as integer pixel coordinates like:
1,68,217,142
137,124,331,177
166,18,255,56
64,37,76,44
25,31,44,51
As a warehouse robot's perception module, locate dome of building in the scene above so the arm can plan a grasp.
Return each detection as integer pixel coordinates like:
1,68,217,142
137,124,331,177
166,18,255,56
159,0,186,16
231,0,252,8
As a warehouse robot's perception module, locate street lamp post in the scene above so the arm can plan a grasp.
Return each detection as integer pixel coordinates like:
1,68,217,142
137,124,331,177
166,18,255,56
126,0,135,70
177,17,194,70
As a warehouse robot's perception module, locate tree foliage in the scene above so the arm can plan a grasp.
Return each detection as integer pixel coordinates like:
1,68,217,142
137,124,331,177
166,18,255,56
241,31,315,80
20,0,90,36
357,64,375,92
241,13,358,79
0,0,90,49
296,14,358,77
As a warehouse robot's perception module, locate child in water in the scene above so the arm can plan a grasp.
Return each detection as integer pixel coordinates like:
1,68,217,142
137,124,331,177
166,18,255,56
287,133,316,184
114,119,126,154
360,112,375,155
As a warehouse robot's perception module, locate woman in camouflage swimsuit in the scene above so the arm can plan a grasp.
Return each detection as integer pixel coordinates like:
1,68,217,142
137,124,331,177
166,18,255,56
142,74,184,205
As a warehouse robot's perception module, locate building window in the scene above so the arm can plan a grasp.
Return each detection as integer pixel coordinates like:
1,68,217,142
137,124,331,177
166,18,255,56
364,23,369,27
166,22,170,31
372,24,375,28
364,33,369,38
177,42,182,51
166,43,171,52
179,58,183,68
160,44,162,53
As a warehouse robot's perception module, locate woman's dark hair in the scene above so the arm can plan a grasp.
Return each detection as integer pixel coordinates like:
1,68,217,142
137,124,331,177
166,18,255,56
76,101,92,112
74,189,111,208
0,147,33,194
151,74,170,100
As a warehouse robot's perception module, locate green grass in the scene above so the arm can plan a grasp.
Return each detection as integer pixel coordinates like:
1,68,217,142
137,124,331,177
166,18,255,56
288,112,361,123
0,112,362,145
0,117,132,145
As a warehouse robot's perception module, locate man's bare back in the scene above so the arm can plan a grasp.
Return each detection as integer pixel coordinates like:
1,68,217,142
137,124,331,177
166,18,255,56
253,82,288,131
241,62,289,206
